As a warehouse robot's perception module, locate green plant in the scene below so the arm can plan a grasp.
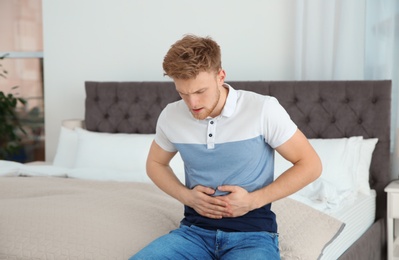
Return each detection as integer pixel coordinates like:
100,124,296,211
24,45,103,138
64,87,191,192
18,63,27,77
0,53,27,160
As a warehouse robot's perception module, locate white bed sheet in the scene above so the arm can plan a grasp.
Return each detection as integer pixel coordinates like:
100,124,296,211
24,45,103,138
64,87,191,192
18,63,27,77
320,190,376,259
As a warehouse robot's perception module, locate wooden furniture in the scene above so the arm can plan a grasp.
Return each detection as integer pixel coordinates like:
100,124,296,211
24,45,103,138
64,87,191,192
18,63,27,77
385,180,399,260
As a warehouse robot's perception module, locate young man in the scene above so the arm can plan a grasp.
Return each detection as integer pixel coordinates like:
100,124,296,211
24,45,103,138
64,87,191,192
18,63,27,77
131,35,322,260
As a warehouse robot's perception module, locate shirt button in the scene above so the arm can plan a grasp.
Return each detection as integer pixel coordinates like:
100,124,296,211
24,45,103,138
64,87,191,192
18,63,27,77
210,121,214,124
209,134,213,137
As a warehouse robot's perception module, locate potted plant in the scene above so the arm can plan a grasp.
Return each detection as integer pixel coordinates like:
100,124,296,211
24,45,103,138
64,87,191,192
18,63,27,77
0,53,27,160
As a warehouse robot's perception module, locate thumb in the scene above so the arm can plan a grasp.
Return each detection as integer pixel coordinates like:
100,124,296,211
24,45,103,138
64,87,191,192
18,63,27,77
217,185,236,193
194,185,216,195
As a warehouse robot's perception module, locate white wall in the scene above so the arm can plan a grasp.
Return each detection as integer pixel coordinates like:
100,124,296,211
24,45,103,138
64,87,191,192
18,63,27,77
42,0,296,161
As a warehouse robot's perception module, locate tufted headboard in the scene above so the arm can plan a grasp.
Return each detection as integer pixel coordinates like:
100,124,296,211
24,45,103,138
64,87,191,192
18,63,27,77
85,80,392,219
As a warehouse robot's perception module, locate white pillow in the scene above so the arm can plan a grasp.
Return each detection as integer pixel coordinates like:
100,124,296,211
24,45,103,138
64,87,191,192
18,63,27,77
356,138,378,195
74,128,153,172
309,136,363,192
274,136,371,201
73,128,185,182
53,126,79,168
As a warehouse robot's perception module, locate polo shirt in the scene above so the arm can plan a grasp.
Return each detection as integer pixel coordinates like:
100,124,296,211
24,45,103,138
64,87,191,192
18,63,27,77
155,83,297,232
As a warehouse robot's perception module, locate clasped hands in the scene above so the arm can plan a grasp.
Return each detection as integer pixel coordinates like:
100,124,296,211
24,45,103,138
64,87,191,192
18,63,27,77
186,185,255,219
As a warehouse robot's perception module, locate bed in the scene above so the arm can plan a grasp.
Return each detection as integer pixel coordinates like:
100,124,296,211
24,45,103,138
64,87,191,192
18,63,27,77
0,80,393,259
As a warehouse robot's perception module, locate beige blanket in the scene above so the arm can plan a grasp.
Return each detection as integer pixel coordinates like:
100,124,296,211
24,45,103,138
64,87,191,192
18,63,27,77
0,176,344,260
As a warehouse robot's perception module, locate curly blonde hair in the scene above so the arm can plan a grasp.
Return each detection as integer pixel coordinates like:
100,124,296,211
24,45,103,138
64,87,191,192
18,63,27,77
162,34,222,79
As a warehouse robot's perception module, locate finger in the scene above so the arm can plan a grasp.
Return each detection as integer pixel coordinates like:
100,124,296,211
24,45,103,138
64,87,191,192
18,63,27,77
206,196,229,207
194,185,216,195
196,199,230,214
217,185,236,193
200,206,227,219
204,212,223,219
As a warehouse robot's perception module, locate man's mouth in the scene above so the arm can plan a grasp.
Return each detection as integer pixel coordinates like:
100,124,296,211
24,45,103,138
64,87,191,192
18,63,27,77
192,108,202,113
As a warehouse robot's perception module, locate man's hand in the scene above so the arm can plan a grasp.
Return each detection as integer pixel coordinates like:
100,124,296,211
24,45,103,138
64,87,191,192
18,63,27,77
216,185,254,218
185,185,232,219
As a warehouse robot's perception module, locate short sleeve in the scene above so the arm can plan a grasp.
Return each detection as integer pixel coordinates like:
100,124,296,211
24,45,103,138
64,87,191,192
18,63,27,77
154,106,178,152
263,97,297,148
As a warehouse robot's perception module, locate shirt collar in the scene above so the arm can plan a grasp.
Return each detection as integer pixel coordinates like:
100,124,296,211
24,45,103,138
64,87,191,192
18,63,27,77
220,83,237,118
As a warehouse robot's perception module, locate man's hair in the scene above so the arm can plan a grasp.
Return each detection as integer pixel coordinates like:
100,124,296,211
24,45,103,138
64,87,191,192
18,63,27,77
162,34,222,79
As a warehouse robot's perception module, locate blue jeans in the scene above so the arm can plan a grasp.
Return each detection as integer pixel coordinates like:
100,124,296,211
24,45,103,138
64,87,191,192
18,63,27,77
130,224,280,260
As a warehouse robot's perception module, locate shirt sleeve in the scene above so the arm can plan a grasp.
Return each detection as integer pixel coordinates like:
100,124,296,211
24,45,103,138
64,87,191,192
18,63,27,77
262,96,297,148
154,106,178,152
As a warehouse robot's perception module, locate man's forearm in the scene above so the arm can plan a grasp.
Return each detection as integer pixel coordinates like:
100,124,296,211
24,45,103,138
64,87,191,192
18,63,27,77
251,161,321,210
147,160,189,204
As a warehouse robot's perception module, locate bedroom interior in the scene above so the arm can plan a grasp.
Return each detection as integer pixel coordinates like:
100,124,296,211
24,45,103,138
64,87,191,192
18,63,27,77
0,79,393,259
1,0,399,259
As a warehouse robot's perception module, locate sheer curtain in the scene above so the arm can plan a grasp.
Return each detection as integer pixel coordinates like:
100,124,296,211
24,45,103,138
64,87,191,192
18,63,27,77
364,0,399,178
293,0,399,178
293,0,366,80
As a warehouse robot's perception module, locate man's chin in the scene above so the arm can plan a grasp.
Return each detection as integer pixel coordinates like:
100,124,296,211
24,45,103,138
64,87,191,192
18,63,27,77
191,111,208,120
190,111,208,120
192,114,206,120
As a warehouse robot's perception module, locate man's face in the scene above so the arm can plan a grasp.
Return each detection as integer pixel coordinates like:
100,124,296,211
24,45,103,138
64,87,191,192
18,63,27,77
174,70,226,120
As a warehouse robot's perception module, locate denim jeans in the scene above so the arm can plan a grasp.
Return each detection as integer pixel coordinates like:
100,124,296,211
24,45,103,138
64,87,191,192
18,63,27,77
130,224,280,260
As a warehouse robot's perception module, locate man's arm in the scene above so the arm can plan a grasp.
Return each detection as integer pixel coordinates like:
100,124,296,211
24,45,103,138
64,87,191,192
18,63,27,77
217,129,322,217
146,140,230,219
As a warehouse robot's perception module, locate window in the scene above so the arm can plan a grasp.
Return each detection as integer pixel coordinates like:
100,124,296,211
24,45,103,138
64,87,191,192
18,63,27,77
0,0,44,162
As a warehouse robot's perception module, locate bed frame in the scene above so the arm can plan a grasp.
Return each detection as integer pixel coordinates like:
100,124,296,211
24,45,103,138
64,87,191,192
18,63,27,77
85,80,392,259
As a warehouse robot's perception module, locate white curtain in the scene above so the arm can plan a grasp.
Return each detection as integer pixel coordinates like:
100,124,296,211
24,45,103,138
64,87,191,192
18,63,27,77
364,0,399,177
294,0,399,178
294,0,366,80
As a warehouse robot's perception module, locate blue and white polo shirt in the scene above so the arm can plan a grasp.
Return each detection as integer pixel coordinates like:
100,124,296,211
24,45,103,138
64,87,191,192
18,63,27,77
155,83,297,232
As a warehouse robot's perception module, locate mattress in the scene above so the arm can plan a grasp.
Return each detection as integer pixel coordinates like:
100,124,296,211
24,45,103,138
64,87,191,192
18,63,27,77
320,190,376,259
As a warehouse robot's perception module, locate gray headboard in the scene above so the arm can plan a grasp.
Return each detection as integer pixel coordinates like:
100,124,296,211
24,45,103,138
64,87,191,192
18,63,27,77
85,80,392,219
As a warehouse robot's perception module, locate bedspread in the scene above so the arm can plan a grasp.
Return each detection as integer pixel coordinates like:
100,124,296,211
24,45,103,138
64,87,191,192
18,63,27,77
0,176,344,260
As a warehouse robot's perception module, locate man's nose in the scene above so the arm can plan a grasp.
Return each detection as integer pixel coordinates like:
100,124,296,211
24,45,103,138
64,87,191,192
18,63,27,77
186,95,198,108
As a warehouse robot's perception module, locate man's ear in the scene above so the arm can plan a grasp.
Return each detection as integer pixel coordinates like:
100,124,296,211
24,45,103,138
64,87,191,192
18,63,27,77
218,69,226,84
